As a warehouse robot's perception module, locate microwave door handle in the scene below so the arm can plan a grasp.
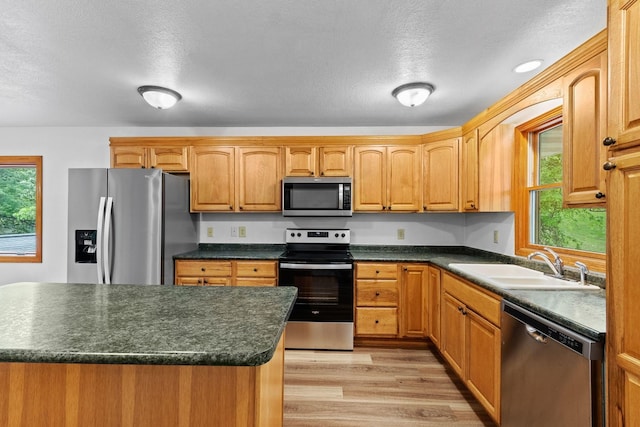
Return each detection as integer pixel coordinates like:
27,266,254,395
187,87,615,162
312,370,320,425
279,263,353,270
338,184,343,208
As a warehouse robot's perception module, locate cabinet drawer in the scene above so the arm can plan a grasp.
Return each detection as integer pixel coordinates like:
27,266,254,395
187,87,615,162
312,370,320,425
175,260,232,277
356,280,398,306
356,308,398,336
442,272,501,326
235,261,277,277
356,263,398,279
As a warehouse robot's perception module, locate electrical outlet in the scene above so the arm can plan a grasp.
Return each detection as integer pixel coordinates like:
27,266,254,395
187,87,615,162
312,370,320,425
206,227,213,237
231,227,238,237
493,230,499,244
239,226,246,238
397,228,405,240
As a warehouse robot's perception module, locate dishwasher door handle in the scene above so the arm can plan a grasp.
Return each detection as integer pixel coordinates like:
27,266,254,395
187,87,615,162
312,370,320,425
525,325,548,344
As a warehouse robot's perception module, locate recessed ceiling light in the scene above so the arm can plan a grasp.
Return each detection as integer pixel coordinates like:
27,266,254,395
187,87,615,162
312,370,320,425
391,82,435,107
137,85,182,109
513,60,543,73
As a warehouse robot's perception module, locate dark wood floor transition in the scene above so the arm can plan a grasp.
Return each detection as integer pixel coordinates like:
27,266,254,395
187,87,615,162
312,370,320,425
284,344,497,427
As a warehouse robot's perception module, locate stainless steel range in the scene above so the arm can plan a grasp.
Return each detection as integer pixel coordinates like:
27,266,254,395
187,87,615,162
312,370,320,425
278,228,354,350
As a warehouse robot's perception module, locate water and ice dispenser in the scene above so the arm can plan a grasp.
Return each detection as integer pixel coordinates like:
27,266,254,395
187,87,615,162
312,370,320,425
74,230,97,263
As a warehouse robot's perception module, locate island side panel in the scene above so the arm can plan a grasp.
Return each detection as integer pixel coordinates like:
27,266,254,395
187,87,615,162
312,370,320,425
0,337,285,427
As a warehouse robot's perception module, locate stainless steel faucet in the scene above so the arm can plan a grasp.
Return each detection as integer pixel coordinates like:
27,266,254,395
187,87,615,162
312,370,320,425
527,247,565,278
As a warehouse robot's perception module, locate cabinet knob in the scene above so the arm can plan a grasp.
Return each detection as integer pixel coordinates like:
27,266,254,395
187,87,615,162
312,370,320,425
229,206,233,210
603,162,617,171
310,172,314,176
403,267,408,271
201,267,206,272
253,268,258,272
375,320,379,324
375,270,380,274
320,171,325,176
239,206,243,210
595,192,605,199
382,206,386,210
375,291,380,296
203,279,208,285
603,137,617,146
423,206,427,211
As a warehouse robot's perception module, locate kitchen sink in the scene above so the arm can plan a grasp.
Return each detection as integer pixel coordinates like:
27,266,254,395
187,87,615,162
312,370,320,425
448,263,600,290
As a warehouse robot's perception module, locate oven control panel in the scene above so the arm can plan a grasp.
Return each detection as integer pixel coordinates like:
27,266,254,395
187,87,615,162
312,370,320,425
285,228,350,244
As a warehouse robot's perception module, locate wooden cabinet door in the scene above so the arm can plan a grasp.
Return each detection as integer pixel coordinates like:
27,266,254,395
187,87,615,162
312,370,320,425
608,0,640,150
190,146,235,211
441,292,465,377
466,309,501,422
427,266,441,348
318,146,352,176
111,146,146,169
478,125,514,212
562,51,608,206
399,264,428,338
237,147,282,211
387,146,421,211
461,129,479,211
284,146,316,176
353,146,386,211
606,149,640,427
423,139,459,211
149,147,189,172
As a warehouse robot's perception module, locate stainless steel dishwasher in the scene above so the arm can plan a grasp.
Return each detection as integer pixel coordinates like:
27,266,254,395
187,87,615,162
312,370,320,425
501,300,604,427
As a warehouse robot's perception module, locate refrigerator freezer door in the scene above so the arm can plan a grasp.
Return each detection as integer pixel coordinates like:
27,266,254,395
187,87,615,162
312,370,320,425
67,169,108,284
107,169,163,285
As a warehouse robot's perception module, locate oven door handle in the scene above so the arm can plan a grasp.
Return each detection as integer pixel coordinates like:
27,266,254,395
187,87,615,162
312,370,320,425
279,263,353,270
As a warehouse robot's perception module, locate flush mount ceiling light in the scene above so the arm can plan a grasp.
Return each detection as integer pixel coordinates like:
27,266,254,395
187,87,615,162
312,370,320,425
391,82,435,107
137,85,182,109
513,60,543,73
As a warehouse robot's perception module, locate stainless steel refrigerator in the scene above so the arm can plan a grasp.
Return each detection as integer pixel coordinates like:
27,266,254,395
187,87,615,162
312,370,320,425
67,168,197,285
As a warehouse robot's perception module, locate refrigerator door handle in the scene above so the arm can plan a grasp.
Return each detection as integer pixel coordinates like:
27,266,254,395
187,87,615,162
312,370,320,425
96,196,107,284
103,197,114,284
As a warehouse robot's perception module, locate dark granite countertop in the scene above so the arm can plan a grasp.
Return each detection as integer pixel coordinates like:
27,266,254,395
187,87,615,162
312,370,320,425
0,282,296,366
351,245,606,341
174,244,285,260
173,244,606,342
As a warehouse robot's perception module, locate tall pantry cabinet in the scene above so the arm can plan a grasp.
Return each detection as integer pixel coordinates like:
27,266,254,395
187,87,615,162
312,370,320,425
606,1,640,426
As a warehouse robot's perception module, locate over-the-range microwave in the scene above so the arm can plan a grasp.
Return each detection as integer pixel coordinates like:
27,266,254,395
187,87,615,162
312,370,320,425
282,177,352,217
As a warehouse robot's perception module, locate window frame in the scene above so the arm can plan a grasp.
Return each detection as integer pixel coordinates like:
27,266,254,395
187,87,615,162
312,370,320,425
513,107,605,272
0,156,43,263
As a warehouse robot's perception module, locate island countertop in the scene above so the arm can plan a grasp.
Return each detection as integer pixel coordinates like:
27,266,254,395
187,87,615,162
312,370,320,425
0,282,296,366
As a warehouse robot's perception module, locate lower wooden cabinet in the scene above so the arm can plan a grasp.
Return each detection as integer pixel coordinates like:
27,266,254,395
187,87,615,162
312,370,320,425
355,262,428,340
440,271,501,423
175,260,277,287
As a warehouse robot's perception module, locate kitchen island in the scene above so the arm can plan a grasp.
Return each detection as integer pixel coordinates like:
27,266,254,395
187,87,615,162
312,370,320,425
0,282,296,427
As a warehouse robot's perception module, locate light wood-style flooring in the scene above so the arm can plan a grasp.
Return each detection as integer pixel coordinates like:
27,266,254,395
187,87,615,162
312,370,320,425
284,344,497,426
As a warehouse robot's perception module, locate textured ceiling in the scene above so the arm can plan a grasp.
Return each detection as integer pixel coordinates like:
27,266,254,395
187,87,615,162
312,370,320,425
0,0,606,127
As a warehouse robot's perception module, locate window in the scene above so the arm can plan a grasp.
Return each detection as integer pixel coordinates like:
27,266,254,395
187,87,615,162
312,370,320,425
0,156,42,262
514,108,605,271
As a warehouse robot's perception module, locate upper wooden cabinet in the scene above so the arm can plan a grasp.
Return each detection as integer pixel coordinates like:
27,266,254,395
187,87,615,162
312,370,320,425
562,51,608,207
353,145,421,212
478,125,514,212
190,146,235,211
608,1,640,151
237,147,282,211
423,138,460,211
111,146,189,172
461,129,479,211
284,146,352,177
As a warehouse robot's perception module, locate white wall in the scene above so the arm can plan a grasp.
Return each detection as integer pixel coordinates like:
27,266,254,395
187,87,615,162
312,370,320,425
0,126,515,285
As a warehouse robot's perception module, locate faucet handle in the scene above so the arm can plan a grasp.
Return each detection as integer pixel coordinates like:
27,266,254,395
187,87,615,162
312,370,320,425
543,247,561,262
